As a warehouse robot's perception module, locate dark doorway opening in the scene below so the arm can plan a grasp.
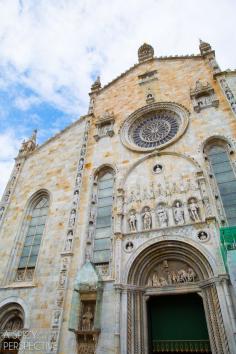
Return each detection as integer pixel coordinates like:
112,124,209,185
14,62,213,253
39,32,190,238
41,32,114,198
147,293,211,353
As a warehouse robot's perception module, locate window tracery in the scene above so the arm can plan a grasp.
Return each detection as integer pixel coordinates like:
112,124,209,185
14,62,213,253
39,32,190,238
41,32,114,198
87,168,115,265
204,139,236,226
15,193,49,282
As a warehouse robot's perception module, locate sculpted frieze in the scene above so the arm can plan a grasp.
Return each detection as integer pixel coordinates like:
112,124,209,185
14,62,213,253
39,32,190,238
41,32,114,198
147,259,198,287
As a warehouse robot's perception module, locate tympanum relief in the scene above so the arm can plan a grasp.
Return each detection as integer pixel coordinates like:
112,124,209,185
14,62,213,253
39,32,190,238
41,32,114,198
147,260,198,287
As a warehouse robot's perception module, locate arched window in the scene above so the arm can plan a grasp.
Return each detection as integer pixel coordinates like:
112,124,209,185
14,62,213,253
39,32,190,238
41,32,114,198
93,169,114,264
206,142,236,226
16,193,49,281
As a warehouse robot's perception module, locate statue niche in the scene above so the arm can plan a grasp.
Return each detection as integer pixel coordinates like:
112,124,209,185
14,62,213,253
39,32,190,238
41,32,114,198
147,259,198,287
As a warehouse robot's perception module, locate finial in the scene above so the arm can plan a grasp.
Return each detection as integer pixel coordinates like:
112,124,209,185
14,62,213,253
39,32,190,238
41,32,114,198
91,76,101,92
199,39,212,55
138,43,154,63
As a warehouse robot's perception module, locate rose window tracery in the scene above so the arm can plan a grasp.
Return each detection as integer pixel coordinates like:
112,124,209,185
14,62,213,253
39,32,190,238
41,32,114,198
120,103,189,152
131,111,179,148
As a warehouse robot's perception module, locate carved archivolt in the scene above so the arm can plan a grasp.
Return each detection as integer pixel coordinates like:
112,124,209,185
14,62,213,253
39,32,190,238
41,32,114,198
120,102,189,152
125,239,216,285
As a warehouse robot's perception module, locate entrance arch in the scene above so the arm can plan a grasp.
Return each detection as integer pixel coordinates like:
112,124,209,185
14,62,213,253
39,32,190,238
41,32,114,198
123,240,230,354
0,303,25,354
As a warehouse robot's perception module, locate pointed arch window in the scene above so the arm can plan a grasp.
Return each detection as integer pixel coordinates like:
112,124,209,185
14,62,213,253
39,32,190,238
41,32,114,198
16,194,49,281
206,143,236,226
93,170,114,264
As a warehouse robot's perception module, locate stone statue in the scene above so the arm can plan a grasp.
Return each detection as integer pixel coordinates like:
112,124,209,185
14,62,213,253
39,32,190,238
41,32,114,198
53,311,61,326
173,202,185,225
126,241,133,252
78,158,84,171
82,307,94,330
0,207,5,220
72,190,79,207
69,209,76,227
128,191,136,203
81,144,86,156
188,199,200,221
157,183,165,197
64,232,73,252
157,205,168,227
128,211,137,232
59,271,66,288
142,207,152,230
75,173,82,186
198,231,208,241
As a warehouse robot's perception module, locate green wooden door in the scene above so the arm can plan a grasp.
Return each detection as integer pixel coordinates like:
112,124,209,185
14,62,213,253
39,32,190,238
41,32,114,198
148,293,211,353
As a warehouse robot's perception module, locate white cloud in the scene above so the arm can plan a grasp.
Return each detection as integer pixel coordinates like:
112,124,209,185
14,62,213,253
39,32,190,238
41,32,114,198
14,94,41,111
0,0,235,116
0,0,235,194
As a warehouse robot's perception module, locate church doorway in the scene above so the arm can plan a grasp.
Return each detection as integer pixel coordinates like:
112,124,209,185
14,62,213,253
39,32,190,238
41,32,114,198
147,293,211,353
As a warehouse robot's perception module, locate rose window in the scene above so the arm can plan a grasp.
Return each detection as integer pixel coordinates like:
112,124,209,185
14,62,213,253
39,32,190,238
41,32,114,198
120,103,189,152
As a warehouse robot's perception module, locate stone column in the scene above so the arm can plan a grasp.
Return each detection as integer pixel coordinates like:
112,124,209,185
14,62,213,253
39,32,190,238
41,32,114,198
120,290,128,354
114,287,121,354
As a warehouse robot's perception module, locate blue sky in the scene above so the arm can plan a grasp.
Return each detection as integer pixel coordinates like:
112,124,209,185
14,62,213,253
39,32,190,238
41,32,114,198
0,0,235,195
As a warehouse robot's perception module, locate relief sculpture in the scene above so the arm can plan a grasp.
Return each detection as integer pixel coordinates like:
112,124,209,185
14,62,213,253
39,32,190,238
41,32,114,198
147,260,197,287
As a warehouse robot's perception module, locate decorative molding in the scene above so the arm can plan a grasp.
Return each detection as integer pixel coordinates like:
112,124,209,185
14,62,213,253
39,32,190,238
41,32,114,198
93,111,115,141
46,119,91,353
190,80,219,112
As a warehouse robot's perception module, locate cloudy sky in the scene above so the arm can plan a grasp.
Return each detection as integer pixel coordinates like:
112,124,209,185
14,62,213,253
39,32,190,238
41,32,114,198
0,0,235,196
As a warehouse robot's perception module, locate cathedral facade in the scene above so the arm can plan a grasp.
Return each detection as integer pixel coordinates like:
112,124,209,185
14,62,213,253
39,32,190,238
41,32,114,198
0,41,236,354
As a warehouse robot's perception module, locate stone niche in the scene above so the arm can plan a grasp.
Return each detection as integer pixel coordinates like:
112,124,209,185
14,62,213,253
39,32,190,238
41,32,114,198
69,261,103,354
93,111,115,141
190,80,219,113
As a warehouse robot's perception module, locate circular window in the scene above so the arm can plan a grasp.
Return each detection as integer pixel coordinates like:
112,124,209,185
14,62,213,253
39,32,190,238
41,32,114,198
120,103,189,152
131,111,179,148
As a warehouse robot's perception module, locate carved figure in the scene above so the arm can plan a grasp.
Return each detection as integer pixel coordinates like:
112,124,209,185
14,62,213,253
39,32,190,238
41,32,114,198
153,164,162,174
69,209,76,227
4,190,10,202
128,211,137,232
178,269,189,282
152,272,160,287
142,207,152,230
59,271,66,288
0,207,5,220
72,190,79,206
125,241,133,252
75,173,82,186
157,205,168,227
128,191,136,203
81,144,86,156
82,307,94,330
78,158,84,171
188,199,200,221
53,311,61,326
173,202,185,225
187,268,196,281
156,183,165,197
198,231,208,241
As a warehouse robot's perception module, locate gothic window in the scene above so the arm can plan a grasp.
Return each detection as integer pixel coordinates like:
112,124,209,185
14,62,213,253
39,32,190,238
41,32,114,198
93,170,114,264
16,194,49,281
206,143,236,226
